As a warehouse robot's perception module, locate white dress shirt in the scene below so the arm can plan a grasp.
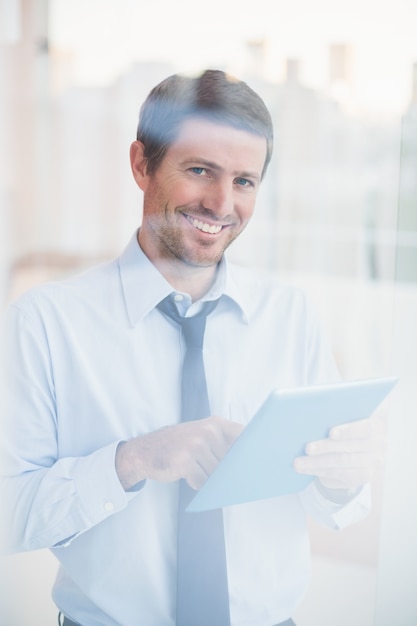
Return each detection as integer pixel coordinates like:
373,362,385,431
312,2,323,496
1,232,370,626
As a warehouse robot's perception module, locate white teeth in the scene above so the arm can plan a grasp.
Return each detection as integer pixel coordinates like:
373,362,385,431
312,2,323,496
190,217,222,234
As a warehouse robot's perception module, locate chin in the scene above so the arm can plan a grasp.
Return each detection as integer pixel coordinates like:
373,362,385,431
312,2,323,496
186,256,222,269
181,241,226,267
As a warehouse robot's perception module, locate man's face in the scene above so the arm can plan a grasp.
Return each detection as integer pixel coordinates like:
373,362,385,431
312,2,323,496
136,117,267,269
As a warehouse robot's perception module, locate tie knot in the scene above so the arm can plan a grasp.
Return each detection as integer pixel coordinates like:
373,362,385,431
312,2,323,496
157,296,219,350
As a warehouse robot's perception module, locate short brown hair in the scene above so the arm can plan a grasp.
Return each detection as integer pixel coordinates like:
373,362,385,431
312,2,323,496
136,69,273,178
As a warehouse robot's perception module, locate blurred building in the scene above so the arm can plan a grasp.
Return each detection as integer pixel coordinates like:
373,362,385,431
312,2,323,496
2,3,416,302
237,45,402,283
328,43,355,107
395,65,417,282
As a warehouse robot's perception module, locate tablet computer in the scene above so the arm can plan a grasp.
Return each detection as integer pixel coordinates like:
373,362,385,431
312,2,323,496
187,377,398,512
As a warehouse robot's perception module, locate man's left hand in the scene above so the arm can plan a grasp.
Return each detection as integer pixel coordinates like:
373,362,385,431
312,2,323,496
293,416,386,491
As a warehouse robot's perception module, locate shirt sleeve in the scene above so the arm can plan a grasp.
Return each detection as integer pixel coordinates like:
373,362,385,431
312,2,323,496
1,301,135,554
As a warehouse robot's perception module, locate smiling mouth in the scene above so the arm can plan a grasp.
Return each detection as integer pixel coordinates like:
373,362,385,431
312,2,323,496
184,214,226,235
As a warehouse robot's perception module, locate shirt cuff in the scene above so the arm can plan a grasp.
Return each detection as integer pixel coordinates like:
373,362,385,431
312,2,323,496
73,441,136,526
299,480,372,530
313,479,361,504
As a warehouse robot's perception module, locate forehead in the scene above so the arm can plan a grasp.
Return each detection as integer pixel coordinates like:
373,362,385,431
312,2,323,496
167,117,267,174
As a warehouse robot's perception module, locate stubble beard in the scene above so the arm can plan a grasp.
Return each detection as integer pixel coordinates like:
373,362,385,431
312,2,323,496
150,204,242,269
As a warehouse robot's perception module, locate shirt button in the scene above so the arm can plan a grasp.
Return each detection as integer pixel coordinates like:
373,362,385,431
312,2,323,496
104,501,115,512
174,294,184,302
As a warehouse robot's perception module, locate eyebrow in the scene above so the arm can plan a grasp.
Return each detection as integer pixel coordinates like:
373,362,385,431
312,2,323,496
181,158,261,182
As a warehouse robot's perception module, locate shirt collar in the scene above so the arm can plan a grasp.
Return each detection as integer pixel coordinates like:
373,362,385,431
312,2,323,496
118,231,249,326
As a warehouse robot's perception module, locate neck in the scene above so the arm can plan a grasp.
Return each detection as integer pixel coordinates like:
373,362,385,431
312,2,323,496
159,260,218,301
137,231,219,301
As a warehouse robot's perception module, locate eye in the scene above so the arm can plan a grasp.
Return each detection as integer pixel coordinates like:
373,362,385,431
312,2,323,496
190,167,207,175
234,177,254,188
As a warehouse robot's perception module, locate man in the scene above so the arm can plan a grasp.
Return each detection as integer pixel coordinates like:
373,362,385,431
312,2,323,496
2,70,374,626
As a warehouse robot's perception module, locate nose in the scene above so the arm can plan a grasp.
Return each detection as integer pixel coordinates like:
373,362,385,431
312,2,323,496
202,179,234,218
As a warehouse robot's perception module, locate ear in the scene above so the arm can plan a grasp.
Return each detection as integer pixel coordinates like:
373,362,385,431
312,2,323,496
130,141,149,191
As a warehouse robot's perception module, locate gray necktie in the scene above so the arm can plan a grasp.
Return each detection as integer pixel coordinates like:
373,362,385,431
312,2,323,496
157,296,231,626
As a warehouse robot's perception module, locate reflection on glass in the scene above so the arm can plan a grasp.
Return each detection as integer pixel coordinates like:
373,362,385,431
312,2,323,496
374,81,417,626
1,2,416,625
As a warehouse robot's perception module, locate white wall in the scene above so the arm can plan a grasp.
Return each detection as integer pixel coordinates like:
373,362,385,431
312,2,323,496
374,285,417,626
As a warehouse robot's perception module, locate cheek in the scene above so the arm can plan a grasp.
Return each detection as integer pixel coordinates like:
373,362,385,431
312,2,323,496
156,178,195,210
238,198,256,223
170,179,202,205
143,179,172,217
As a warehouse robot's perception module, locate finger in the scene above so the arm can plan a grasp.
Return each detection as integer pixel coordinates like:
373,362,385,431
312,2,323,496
295,451,372,470
186,447,226,490
185,462,210,490
207,416,244,445
199,417,243,460
307,417,386,461
307,415,384,449
305,437,372,456
197,448,223,477
294,452,373,477
185,419,244,489
329,417,373,441
313,467,373,490
294,453,373,489
222,420,245,445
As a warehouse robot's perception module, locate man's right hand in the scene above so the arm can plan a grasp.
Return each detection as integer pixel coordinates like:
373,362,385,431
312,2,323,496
115,416,243,491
